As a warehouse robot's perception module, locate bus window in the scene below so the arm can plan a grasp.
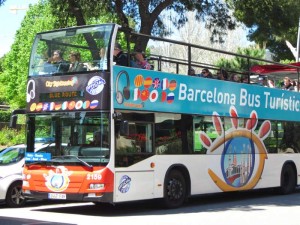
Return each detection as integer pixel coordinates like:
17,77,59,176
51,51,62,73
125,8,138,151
263,121,278,153
193,116,220,154
278,121,300,153
115,122,153,167
29,24,114,76
155,114,182,154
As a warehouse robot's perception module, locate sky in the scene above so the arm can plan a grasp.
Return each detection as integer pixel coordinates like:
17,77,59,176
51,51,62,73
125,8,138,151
0,0,39,57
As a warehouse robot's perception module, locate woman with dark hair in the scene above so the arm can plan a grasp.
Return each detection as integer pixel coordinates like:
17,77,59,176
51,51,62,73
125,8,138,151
200,68,213,78
51,50,69,73
217,69,228,80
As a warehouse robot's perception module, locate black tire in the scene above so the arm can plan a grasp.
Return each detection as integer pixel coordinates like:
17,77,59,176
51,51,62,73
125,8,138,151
163,169,186,208
6,181,26,208
279,164,296,195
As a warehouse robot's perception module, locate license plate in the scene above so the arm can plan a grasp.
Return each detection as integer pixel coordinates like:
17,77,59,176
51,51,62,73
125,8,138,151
48,193,67,200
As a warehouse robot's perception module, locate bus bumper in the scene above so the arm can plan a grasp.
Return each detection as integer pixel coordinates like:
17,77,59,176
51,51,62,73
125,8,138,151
23,190,113,203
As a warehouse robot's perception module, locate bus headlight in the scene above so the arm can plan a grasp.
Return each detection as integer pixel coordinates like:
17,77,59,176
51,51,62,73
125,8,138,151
89,183,105,190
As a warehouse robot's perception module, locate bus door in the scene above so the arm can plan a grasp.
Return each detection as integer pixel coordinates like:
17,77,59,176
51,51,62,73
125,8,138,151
114,121,154,202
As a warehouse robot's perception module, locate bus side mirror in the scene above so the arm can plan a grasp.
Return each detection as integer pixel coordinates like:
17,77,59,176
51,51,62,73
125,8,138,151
119,120,129,136
9,115,17,128
9,109,26,128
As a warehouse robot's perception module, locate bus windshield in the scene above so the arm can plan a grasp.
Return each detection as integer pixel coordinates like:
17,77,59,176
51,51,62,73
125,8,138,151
30,112,110,166
29,24,115,76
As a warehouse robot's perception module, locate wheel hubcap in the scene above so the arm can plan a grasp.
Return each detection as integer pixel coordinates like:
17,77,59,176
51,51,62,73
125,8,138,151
168,178,183,200
12,186,25,205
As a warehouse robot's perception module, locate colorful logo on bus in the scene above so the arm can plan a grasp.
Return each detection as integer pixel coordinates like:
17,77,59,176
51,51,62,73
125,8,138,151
86,76,106,95
116,70,177,105
200,106,270,191
44,166,72,192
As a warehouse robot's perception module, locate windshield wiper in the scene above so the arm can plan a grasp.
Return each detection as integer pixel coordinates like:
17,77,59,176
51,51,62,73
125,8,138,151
26,160,53,166
53,155,93,169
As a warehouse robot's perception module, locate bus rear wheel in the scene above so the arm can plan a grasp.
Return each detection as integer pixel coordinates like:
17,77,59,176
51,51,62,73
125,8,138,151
279,163,296,195
163,169,186,208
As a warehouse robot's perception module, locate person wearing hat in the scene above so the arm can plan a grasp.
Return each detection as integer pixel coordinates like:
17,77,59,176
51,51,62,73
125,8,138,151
113,43,129,66
132,49,151,70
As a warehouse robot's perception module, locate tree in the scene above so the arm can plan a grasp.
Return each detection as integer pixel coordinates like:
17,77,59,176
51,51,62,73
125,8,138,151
215,47,265,72
228,0,300,60
0,2,56,108
0,1,119,109
151,11,252,74
48,0,237,51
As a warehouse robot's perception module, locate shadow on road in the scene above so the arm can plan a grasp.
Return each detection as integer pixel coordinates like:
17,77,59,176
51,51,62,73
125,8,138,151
29,188,300,217
0,216,75,225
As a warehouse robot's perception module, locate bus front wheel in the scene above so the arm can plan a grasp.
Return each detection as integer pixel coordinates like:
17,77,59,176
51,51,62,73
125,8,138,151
279,163,296,195
163,169,186,208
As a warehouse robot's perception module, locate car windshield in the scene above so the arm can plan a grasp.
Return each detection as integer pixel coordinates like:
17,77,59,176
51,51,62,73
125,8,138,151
0,146,26,165
27,111,110,166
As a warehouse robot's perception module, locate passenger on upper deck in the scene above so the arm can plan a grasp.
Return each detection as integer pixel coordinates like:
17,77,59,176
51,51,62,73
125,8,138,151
293,80,299,92
217,69,228,80
113,43,128,67
68,51,83,72
268,79,275,88
199,68,213,78
230,74,240,82
51,50,69,73
282,77,294,91
131,49,151,70
188,67,196,76
85,47,107,71
240,74,249,84
99,47,108,70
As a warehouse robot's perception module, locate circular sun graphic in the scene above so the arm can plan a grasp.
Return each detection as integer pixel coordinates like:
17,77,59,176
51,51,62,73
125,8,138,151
199,106,271,191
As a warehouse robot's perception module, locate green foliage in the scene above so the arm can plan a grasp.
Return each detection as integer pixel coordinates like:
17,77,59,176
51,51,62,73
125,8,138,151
216,47,265,72
228,0,300,60
0,1,120,109
0,126,26,146
0,56,4,72
279,59,295,64
0,111,10,122
0,1,56,109
48,0,237,51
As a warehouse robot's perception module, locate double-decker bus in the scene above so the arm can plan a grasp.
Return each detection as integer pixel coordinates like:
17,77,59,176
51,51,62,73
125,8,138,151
12,23,300,208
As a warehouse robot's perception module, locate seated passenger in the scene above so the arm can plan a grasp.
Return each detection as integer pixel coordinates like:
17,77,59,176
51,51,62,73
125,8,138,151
68,51,84,72
131,49,151,70
268,79,275,88
199,68,213,78
188,67,196,76
241,74,249,84
99,47,108,70
282,77,294,91
230,74,240,82
51,50,69,73
113,43,129,66
86,48,107,71
217,69,228,80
